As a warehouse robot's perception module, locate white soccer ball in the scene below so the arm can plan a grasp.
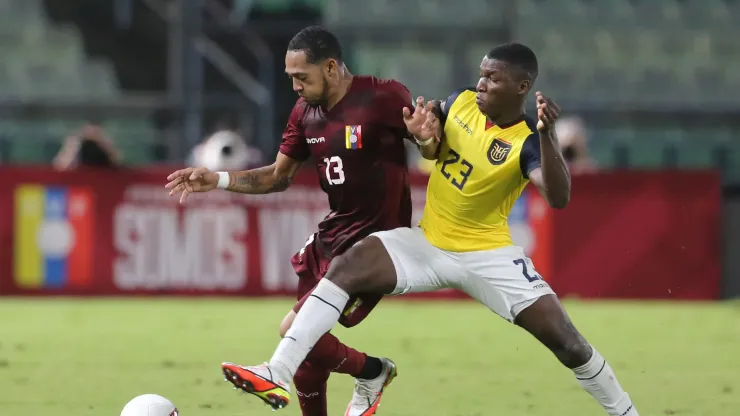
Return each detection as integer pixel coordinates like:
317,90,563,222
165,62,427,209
120,394,179,416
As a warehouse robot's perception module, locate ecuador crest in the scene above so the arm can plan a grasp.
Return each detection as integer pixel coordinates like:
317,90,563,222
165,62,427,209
487,138,512,165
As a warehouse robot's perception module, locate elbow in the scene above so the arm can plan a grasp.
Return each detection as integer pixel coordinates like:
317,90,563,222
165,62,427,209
271,176,292,193
267,169,294,193
547,192,570,209
549,198,569,209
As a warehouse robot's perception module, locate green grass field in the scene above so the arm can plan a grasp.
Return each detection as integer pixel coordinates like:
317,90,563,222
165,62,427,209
0,298,739,416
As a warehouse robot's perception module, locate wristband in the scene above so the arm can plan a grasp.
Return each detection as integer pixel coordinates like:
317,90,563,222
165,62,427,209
415,136,435,147
216,172,230,189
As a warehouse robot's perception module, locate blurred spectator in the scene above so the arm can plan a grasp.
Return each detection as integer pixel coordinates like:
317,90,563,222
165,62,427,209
555,116,597,174
53,122,121,171
190,129,264,171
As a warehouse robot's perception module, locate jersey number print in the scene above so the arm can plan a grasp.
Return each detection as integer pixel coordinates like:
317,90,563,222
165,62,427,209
440,149,474,191
323,156,346,185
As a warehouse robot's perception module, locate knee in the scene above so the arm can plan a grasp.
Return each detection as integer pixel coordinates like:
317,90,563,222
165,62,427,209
552,337,592,369
279,311,296,338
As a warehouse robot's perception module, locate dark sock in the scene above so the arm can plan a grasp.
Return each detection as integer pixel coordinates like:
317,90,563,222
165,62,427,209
355,356,383,380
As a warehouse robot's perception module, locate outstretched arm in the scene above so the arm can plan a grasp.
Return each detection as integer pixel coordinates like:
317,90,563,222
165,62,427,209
167,99,310,203
225,152,302,194
410,89,471,161
528,92,571,209
165,152,303,203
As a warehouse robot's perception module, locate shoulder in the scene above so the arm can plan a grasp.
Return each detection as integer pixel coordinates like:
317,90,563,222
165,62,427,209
519,115,540,151
288,98,312,125
364,76,411,100
519,116,541,179
292,97,310,113
360,75,406,90
440,87,476,115
523,115,537,133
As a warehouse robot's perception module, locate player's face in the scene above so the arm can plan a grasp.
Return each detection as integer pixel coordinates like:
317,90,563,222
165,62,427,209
475,57,530,119
285,50,332,107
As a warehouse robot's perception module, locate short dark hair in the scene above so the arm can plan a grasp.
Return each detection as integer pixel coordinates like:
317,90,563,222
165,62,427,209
487,43,538,82
287,26,342,64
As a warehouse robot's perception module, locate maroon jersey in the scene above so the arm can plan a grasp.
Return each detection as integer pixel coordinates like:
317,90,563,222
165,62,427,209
280,75,414,257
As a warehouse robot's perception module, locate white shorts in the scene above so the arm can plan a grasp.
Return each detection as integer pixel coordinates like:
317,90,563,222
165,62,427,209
372,227,556,323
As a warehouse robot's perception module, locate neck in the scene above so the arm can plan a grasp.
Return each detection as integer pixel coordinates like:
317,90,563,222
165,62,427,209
486,105,525,127
325,67,354,111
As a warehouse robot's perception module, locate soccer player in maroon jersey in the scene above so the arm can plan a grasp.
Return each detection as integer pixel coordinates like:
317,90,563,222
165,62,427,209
165,26,417,415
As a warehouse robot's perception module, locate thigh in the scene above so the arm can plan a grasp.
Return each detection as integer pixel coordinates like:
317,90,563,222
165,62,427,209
371,227,462,295
291,234,383,327
461,245,555,323
290,234,327,311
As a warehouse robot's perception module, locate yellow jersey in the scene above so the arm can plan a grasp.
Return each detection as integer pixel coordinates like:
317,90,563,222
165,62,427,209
419,88,542,252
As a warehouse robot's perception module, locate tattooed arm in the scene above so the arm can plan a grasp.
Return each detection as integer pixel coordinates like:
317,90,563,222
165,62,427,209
165,152,303,203
225,152,302,194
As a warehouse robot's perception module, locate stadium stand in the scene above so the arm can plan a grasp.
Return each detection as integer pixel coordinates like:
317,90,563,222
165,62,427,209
0,0,737,178
324,0,739,179
0,0,157,164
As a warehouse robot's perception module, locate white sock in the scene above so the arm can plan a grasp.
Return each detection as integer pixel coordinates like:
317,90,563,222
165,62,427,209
573,348,638,416
269,278,349,383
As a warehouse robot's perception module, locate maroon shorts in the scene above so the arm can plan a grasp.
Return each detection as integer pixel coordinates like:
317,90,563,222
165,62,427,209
290,234,382,328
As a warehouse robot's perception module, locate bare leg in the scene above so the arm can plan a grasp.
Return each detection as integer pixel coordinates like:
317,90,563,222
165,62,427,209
515,295,638,416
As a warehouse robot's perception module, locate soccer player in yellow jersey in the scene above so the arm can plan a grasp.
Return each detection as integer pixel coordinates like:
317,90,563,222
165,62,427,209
220,43,639,415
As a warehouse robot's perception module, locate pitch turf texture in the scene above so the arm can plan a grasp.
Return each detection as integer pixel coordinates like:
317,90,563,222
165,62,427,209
1,298,738,415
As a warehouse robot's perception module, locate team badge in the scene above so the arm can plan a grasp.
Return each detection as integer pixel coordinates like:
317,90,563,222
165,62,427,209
345,125,363,149
487,138,512,165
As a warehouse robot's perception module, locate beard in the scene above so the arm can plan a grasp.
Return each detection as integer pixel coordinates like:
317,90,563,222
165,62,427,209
303,77,331,108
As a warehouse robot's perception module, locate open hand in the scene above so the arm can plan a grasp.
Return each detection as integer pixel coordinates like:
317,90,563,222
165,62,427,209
165,167,219,204
536,92,561,133
403,96,441,142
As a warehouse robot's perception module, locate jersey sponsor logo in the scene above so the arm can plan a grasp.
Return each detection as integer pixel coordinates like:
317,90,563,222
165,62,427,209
306,137,325,144
345,125,363,149
487,138,512,165
453,115,473,135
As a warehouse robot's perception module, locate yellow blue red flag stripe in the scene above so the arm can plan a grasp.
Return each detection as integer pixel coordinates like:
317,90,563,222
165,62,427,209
13,185,94,289
345,125,363,149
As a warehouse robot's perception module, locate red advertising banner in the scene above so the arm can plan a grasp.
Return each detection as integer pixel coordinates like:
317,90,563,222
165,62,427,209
0,167,721,300
550,171,722,300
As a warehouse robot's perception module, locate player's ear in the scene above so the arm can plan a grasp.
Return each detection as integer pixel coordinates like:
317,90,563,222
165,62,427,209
518,79,531,96
324,58,338,78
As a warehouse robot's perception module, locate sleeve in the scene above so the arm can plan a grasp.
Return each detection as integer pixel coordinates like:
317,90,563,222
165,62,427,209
378,80,414,132
438,87,475,126
520,133,542,179
278,101,310,162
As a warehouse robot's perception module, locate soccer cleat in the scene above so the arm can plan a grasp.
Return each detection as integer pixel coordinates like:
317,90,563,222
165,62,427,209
345,358,398,416
221,362,291,410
